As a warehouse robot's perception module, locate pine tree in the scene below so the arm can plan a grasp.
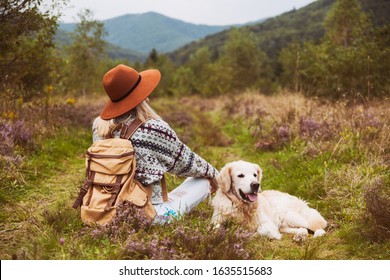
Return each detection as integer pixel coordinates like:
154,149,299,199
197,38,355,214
324,0,370,48
321,0,374,97
219,28,266,93
286,0,389,98
64,9,107,95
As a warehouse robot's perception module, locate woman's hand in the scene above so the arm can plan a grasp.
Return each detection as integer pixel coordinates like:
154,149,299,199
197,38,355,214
208,178,218,194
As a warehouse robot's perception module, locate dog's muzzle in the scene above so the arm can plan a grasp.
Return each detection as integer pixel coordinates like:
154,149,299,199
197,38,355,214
239,182,260,203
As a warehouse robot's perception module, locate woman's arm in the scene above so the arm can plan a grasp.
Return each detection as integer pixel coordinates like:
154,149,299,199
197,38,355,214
138,119,218,180
168,140,218,179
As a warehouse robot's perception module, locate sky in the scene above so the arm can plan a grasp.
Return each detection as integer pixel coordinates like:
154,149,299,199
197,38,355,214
58,0,316,25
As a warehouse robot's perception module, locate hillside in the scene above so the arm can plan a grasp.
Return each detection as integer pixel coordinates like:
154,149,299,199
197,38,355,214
54,29,146,62
169,0,390,64
59,12,232,54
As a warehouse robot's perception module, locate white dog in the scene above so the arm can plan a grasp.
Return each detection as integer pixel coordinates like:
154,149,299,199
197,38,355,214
211,160,327,240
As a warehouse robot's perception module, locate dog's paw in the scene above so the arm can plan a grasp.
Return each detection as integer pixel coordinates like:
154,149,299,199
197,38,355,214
293,233,308,243
296,228,309,235
313,229,326,238
213,223,221,229
270,232,282,240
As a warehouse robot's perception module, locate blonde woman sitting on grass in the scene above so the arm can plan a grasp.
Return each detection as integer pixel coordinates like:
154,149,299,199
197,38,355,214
93,64,218,223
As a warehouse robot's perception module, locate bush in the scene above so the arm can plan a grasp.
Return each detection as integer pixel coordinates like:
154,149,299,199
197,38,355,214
0,0,59,99
363,177,390,242
0,120,35,192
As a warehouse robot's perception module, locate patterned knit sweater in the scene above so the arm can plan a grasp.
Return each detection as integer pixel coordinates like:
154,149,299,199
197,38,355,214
92,114,218,204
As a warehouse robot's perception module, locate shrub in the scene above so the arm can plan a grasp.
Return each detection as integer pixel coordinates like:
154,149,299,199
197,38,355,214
299,117,333,140
0,120,35,192
122,224,254,260
90,201,154,241
363,177,390,242
87,202,255,260
0,120,35,154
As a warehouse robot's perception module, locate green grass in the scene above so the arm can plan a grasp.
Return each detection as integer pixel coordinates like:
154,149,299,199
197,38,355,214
0,128,90,259
0,93,389,260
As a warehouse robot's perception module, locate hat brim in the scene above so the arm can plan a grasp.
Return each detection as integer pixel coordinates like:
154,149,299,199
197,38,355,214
100,69,161,120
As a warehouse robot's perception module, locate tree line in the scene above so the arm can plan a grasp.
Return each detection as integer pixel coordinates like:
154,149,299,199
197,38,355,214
1,0,389,102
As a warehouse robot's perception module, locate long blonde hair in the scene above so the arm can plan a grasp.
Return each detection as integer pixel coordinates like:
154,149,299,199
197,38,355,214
95,100,161,139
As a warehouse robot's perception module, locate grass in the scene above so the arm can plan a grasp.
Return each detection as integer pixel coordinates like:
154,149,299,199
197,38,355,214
0,91,389,259
0,128,89,259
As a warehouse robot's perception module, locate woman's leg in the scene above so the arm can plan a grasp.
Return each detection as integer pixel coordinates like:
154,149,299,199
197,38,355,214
153,177,210,224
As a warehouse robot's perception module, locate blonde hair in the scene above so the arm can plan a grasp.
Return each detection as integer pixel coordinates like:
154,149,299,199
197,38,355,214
95,101,161,139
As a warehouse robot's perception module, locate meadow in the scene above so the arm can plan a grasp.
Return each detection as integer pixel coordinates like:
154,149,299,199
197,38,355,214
0,91,389,260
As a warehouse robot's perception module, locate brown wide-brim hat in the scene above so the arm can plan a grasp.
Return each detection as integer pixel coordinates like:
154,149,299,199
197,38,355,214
100,64,161,120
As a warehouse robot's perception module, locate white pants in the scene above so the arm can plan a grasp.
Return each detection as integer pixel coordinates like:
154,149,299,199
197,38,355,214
153,177,210,224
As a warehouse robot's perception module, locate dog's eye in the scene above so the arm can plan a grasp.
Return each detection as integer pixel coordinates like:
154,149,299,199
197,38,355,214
237,174,245,178
253,173,257,177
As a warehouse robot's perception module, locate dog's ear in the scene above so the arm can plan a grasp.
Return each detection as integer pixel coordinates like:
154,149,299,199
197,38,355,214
217,163,233,193
256,164,263,184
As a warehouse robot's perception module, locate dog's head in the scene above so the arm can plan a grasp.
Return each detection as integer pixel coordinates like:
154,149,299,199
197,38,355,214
217,160,262,203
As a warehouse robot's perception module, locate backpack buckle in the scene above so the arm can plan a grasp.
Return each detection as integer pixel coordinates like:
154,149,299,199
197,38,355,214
104,175,123,211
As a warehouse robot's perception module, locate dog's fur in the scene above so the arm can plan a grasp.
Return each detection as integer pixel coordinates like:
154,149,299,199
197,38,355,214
211,160,327,240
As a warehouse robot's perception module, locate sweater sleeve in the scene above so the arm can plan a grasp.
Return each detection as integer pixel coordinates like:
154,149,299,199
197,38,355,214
168,138,218,179
133,119,218,181
166,127,218,179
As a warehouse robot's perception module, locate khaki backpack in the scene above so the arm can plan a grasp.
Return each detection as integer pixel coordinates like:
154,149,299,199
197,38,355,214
72,118,167,225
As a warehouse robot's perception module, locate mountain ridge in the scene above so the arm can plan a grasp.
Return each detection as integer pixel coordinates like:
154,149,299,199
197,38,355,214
168,0,390,64
58,12,234,54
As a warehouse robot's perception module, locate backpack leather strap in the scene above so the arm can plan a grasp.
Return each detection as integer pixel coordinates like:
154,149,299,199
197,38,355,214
120,118,144,140
105,175,123,211
72,158,94,209
161,175,168,202
72,182,89,209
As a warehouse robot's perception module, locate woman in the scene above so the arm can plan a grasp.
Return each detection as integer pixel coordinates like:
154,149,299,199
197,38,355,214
93,64,218,223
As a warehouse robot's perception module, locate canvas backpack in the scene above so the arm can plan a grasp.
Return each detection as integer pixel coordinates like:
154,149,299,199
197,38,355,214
72,118,167,225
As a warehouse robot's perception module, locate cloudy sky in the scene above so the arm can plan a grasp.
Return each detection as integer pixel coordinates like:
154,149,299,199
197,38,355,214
59,0,316,25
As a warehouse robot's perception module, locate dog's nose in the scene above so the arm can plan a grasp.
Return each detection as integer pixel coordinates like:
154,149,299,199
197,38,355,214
250,182,260,193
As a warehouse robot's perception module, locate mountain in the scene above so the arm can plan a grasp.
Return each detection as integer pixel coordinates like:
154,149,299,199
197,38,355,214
169,0,390,64
54,29,147,62
59,12,232,54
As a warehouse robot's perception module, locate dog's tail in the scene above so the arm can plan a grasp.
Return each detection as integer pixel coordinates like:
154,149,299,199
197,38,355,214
303,208,327,232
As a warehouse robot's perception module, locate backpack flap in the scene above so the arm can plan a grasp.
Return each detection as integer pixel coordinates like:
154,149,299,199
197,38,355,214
92,172,129,185
87,138,134,175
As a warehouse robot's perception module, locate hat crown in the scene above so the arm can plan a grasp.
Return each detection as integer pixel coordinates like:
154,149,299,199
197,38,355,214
100,65,161,120
103,64,140,102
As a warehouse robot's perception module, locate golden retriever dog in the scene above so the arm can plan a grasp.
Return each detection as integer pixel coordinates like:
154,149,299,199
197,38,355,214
211,160,327,240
